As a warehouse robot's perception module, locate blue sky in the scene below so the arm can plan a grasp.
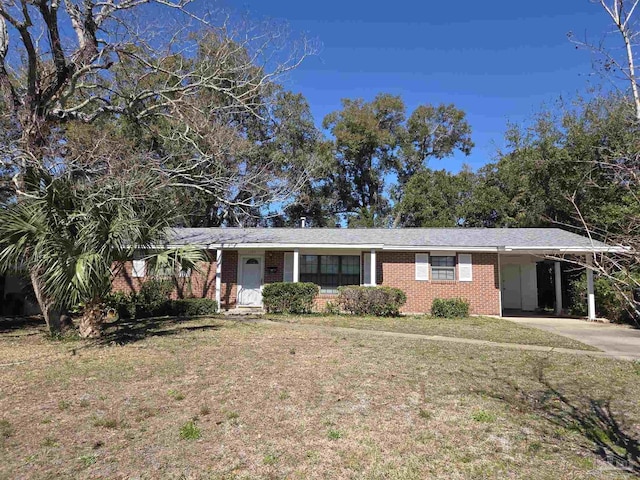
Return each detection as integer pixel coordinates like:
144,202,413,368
226,1,611,172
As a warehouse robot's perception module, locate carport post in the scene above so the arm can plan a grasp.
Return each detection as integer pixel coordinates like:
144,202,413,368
586,254,596,320
554,261,562,315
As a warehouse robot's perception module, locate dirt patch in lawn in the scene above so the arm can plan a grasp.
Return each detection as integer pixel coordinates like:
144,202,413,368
0,316,637,479
267,314,599,351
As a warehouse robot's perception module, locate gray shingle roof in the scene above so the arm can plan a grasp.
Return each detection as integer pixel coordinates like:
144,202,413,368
168,227,613,251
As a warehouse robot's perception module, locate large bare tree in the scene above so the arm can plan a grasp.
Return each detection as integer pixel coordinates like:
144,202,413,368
0,0,316,331
564,1,640,320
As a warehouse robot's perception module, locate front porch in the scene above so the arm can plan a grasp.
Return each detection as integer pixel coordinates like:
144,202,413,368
214,247,379,312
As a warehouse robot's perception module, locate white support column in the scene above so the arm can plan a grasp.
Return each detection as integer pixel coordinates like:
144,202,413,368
370,249,377,286
554,261,562,315
497,253,503,317
586,254,596,320
215,249,222,312
293,249,300,283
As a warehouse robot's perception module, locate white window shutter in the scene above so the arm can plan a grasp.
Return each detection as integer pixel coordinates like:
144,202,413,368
458,254,473,281
363,252,371,285
415,253,429,281
283,252,294,282
132,257,146,278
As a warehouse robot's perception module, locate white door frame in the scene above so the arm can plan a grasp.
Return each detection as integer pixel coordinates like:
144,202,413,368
237,253,264,307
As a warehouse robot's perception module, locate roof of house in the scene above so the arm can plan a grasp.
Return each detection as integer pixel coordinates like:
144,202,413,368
168,227,619,253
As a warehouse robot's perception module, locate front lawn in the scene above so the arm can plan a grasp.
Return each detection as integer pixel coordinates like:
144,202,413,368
267,314,598,351
0,316,637,479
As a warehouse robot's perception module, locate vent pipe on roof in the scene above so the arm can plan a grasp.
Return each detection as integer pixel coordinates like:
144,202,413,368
300,217,307,228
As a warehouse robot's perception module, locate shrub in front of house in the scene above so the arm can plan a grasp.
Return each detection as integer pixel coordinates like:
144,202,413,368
262,282,320,314
337,286,407,317
430,298,470,318
170,298,218,317
136,279,174,317
105,279,173,319
104,291,137,319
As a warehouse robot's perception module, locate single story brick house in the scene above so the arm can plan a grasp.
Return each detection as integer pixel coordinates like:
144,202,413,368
111,227,624,319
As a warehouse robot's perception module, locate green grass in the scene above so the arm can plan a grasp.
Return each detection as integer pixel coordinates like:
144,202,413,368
471,410,497,423
179,420,201,440
267,314,598,351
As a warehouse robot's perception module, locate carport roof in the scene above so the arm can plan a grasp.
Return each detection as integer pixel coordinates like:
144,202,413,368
167,227,623,253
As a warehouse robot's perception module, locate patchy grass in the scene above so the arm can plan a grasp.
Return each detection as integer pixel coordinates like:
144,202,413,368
471,410,497,423
268,314,598,351
0,315,638,479
179,420,201,440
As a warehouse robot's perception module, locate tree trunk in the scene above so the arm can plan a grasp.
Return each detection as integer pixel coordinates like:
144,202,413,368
30,270,61,335
79,301,104,338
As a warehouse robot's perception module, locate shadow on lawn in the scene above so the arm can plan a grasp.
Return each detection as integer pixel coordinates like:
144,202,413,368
0,316,45,334
95,316,222,346
478,360,640,475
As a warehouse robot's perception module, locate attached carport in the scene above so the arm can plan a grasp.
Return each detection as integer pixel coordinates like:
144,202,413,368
498,243,626,320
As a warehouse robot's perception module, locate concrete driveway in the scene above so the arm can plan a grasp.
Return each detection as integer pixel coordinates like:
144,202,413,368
506,316,640,361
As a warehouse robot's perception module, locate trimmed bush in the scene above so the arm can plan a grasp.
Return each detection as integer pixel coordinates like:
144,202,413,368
262,282,319,314
337,286,407,317
104,279,172,319
430,298,470,318
136,279,173,317
170,298,218,316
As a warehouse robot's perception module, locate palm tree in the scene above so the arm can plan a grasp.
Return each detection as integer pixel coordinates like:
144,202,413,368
0,170,202,337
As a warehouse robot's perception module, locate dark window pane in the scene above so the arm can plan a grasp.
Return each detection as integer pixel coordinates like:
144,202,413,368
299,255,361,293
432,256,455,267
432,267,455,280
320,255,339,274
301,255,318,274
341,256,360,275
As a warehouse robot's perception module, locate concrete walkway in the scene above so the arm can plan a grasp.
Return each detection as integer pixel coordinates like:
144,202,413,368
257,319,614,359
505,316,640,361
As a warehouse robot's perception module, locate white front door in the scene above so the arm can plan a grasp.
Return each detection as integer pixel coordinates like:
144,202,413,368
501,264,522,310
238,256,263,306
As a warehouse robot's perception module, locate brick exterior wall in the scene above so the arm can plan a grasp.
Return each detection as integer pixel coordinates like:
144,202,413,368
112,249,501,315
376,251,500,315
220,250,238,309
111,251,217,300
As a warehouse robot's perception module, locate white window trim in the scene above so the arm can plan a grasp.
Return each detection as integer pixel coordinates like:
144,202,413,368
415,253,429,281
132,252,146,278
458,253,473,282
283,252,294,282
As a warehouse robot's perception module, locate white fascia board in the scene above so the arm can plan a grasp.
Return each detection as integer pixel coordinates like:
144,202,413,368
206,243,384,250
503,245,630,254
382,245,499,252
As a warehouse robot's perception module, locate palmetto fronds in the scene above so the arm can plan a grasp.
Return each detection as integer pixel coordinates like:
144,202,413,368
0,169,203,316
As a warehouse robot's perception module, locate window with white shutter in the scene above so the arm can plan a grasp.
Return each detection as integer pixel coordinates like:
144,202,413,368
132,251,146,278
363,252,371,285
415,253,429,281
458,253,473,282
284,252,294,282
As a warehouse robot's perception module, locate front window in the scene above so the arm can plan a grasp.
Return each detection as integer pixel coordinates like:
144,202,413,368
431,256,455,281
300,255,360,294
